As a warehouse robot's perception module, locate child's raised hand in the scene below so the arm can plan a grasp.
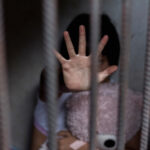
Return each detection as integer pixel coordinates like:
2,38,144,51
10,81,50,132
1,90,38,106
54,25,118,91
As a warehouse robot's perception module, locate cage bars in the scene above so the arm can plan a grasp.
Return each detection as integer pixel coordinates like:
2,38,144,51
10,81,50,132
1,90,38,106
0,0,11,150
117,0,131,150
42,0,58,149
140,0,150,149
89,0,102,150
0,0,149,149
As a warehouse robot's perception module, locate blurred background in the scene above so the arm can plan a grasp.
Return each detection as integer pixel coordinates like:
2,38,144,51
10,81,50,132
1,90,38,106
3,0,148,149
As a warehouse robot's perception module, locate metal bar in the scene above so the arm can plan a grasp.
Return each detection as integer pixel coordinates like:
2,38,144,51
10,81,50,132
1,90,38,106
42,0,58,149
0,0,11,149
140,0,150,149
89,0,102,150
117,0,131,150
148,125,150,150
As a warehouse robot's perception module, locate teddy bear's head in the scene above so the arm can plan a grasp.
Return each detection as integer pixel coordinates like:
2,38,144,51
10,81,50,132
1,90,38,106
66,83,143,150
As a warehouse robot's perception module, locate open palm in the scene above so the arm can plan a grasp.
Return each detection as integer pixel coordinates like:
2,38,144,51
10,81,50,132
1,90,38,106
54,25,118,91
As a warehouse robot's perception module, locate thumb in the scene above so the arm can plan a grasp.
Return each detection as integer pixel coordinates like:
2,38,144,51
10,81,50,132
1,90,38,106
98,65,118,83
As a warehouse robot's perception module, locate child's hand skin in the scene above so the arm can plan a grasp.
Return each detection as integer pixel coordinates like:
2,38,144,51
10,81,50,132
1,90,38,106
54,25,118,91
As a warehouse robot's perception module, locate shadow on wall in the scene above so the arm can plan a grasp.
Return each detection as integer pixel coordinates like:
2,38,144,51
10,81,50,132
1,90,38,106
3,0,44,150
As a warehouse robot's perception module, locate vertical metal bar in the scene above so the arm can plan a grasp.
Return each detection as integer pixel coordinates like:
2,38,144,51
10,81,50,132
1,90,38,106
140,0,150,149
89,0,102,150
148,126,150,150
117,0,131,150
42,0,58,149
0,0,11,150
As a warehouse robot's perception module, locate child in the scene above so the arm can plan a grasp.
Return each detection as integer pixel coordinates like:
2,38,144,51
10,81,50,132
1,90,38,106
31,14,120,150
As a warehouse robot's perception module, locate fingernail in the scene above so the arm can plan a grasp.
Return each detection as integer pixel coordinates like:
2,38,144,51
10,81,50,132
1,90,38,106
80,25,85,32
104,35,109,40
64,31,68,36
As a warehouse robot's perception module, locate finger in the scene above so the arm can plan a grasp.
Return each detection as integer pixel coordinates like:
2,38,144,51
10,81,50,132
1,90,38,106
98,35,109,55
54,50,67,64
79,25,86,56
98,65,118,82
88,35,108,58
64,31,76,58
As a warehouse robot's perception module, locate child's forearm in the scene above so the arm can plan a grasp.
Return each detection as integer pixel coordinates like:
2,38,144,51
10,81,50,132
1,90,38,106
31,126,47,150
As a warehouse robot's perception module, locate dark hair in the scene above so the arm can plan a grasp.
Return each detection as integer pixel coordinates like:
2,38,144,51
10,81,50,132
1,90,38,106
58,13,120,87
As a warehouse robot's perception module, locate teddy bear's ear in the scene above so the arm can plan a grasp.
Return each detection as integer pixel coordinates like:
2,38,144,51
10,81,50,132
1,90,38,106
66,94,79,109
66,92,89,109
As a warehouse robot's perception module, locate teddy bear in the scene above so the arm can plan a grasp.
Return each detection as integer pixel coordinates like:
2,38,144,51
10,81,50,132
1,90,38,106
66,82,143,150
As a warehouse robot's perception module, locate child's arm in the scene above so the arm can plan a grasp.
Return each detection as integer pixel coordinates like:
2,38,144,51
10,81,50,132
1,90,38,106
31,127,47,150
